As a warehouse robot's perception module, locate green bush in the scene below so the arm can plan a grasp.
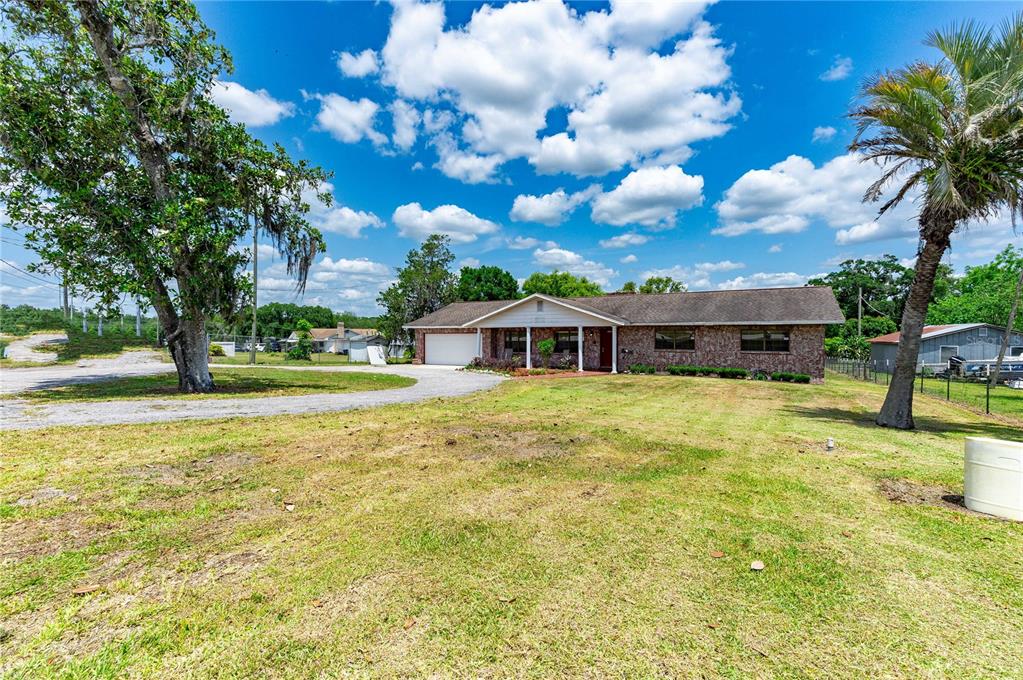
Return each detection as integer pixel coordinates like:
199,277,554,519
628,363,656,374
666,364,748,379
208,343,226,357
286,319,314,361
536,337,555,367
770,371,811,383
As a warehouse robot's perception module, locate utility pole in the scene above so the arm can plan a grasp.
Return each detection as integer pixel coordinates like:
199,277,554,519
249,217,258,365
82,306,87,332
857,286,862,336
136,303,142,336
98,314,103,336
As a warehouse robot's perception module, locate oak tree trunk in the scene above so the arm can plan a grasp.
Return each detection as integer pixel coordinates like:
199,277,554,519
165,315,214,393
875,218,954,429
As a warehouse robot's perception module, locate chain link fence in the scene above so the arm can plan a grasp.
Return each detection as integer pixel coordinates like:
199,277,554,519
825,357,1023,420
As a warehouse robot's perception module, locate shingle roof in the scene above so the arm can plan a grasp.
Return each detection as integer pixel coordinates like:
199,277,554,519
868,323,987,344
405,286,845,327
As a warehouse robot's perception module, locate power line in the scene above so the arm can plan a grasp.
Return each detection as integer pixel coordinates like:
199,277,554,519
0,258,60,286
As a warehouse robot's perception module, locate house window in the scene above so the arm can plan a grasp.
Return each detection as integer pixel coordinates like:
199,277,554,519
505,331,526,353
741,327,790,352
554,330,578,353
654,328,695,350
536,300,544,312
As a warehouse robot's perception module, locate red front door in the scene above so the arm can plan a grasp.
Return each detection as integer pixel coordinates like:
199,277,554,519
599,328,612,369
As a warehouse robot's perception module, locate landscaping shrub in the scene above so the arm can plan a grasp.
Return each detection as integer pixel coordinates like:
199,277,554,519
628,363,656,374
208,343,226,357
770,371,811,383
666,364,748,379
466,356,523,374
537,338,555,367
557,354,577,370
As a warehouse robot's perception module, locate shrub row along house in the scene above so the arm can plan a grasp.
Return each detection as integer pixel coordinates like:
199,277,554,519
406,287,844,381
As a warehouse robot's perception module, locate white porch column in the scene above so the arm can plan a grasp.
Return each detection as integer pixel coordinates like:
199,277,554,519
525,326,532,369
611,326,618,374
577,325,584,371
476,328,482,358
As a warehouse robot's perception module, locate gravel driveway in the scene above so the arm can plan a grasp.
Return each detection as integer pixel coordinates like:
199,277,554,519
2,332,67,363
0,364,503,430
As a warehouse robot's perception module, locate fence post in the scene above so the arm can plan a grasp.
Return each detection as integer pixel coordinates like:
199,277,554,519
986,379,991,415
946,372,950,401
919,370,924,393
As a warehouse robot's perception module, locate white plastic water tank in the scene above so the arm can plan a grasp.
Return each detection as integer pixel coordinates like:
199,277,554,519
964,437,1023,521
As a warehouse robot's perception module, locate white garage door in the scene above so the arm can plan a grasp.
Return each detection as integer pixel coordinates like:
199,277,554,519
425,333,477,365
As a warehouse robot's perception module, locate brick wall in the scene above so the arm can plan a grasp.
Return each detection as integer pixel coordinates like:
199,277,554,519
617,325,826,381
415,324,826,379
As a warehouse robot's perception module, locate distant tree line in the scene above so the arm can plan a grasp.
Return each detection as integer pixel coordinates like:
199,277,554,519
810,246,1022,359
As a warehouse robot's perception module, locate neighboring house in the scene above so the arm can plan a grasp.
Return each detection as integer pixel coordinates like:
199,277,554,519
869,323,1023,371
282,324,378,354
404,287,844,381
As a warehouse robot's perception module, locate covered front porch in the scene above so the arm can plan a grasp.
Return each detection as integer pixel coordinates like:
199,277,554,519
473,325,620,372
462,294,626,372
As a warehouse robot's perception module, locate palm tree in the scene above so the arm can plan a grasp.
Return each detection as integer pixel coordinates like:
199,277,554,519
849,14,1023,429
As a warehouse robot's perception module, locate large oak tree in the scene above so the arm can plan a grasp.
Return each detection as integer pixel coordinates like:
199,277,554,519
0,0,327,392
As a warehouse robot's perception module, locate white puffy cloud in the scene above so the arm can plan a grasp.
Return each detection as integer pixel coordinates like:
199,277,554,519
591,165,704,227
391,100,420,150
312,256,391,281
812,125,836,143
392,202,500,243
379,0,738,181
820,56,853,81
301,183,385,238
337,49,380,77
431,133,503,184
210,81,294,127
306,92,387,145
641,260,745,289
768,243,783,253
532,246,616,286
506,235,558,250
714,153,920,243
599,232,650,249
620,253,638,264
459,257,481,269
509,185,600,226
716,271,812,290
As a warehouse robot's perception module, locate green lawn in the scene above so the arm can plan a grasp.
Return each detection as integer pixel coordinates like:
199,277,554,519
1,375,1021,677
917,374,1023,420
212,351,364,366
11,367,414,402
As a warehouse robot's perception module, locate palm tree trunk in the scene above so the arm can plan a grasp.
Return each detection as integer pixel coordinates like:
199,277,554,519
876,233,951,429
990,268,1023,385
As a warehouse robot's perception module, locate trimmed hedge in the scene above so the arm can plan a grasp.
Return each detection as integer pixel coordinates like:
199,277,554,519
666,365,748,379
628,363,656,374
770,371,811,383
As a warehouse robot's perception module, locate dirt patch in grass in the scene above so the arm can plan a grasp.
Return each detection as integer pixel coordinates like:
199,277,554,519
448,427,587,461
878,478,999,519
126,452,257,487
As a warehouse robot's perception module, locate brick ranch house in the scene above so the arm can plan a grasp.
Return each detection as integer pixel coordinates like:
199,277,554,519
405,286,844,381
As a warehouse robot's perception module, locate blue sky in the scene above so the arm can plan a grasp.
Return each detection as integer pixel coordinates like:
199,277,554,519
2,1,1021,315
